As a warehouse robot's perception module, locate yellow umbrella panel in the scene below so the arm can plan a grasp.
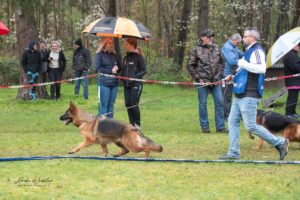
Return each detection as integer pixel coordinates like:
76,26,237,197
83,17,151,40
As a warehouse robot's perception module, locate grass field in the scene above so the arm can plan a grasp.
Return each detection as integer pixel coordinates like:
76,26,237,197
0,82,300,199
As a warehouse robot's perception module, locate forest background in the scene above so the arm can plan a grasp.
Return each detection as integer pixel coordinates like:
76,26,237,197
0,0,299,98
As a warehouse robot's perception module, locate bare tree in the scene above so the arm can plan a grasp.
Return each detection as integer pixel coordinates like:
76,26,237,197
274,0,290,41
161,1,180,58
197,0,209,36
173,0,193,70
106,0,122,64
291,0,300,28
260,0,274,51
15,0,47,99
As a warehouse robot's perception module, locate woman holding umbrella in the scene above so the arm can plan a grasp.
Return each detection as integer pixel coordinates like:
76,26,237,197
283,43,300,119
122,38,147,129
94,37,120,118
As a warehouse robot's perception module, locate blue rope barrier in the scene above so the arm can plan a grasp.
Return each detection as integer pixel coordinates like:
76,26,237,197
0,156,300,165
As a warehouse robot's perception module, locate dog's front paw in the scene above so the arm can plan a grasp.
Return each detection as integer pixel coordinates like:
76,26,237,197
68,151,75,154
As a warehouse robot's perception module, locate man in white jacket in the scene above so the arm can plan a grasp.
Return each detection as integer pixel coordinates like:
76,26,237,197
219,27,289,160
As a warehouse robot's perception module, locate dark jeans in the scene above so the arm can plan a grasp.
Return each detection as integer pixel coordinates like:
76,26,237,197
74,70,89,99
197,85,225,130
124,84,143,126
222,83,233,120
286,89,299,115
48,68,63,99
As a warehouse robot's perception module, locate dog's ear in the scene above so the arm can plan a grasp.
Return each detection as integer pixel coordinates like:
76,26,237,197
69,101,76,112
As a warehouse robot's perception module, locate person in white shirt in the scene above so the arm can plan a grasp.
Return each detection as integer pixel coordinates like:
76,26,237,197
220,27,288,160
44,41,66,99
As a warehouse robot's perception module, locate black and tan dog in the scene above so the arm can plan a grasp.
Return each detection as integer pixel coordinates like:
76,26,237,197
60,101,163,158
249,109,300,149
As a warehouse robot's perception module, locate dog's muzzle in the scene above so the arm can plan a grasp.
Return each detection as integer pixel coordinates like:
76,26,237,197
59,114,72,125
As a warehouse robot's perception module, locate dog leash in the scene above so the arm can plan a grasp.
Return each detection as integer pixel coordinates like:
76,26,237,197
1,155,300,165
101,81,222,117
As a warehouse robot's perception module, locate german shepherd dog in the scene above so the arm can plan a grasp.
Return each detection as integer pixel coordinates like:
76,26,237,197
59,102,163,158
248,109,300,149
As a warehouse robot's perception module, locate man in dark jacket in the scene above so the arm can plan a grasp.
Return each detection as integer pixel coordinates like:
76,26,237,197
21,40,42,100
283,43,300,118
187,30,226,133
72,38,91,99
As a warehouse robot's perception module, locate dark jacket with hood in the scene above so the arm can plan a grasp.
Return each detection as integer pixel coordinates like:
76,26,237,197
283,49,300,87
94,50,120,87
187,41,223,83
121,51,147,87
21,40,42,73
72,38,91,71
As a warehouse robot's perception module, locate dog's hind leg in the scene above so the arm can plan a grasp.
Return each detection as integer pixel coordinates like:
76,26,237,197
144,151,150,158
113,142,129,157
69,139,94,154
100,144,109,157
255,138,264,150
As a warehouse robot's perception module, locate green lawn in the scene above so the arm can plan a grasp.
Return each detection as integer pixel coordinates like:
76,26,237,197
0,83,300,199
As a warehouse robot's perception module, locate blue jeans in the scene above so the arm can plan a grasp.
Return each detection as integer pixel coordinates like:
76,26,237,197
197,85,225,130
227,97,285,157
98,85,118,118
74,70,88,99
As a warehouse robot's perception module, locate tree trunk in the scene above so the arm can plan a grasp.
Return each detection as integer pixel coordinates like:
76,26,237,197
69,0,75,44
120,0,131,17
41,0,49,38
173,0,193,70
156,0,163,57
260,0,273,51
15,0,47,100
274,0,290,41
6,0,11,29
161,3,174,58
106,0,122,64
197,0,209,36
53,0,58,39
291,0,300,28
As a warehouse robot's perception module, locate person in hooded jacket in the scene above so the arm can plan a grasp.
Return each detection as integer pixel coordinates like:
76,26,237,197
122,38,147,128
283,43,300,119
94,37,120,118
187,30,226,133
21,40,42,100
43,41,66,99
72,38,91,99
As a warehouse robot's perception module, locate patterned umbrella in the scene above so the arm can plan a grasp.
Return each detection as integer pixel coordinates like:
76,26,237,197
266,27,300,68
0,21,9,35
83,17,151,40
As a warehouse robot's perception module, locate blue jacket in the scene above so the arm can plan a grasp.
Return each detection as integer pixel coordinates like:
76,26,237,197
94,51,119,87
233,43,265,98
221,40,244,77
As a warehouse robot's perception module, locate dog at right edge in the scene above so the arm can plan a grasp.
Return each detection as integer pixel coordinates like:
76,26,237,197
59,101,163,158
248,109,300,149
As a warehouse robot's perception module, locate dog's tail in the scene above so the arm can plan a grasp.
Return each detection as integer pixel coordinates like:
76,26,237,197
140,132,163,152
